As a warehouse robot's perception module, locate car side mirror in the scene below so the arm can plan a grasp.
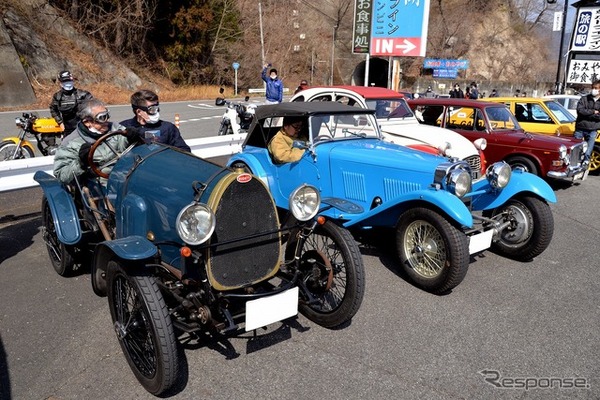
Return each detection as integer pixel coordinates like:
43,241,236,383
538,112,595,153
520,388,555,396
244,96,250,102
215,97,226,106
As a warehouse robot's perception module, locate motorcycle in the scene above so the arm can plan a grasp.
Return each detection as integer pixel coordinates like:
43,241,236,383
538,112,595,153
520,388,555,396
215,89,257,136
0,113,64,160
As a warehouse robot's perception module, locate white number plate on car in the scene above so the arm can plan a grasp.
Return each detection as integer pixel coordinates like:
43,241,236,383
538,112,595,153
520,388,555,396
468,229,494,254
245,287,299,332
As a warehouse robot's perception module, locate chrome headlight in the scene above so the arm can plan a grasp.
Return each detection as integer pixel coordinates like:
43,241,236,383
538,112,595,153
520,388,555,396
558,144,567,160
446,168,472,198
15,117,26,129
176,202,216,245
473,138,487,151
289,184,321,221
486,161,512,189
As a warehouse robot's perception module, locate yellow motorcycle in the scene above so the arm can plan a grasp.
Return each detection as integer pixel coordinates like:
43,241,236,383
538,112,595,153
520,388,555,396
0,113,63,160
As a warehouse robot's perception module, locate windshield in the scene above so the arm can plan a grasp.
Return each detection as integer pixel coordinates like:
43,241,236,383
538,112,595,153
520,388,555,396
309,112,381,143
545,100,576,123
484,106,521,131
365,98,415,119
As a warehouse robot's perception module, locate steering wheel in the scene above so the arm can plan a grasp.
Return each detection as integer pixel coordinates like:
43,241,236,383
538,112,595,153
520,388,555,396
88,131,136,179
313,134,333,143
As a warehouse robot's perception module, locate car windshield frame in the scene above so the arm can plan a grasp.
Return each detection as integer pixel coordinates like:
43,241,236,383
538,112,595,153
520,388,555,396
365,98,416,119
544,100,576,123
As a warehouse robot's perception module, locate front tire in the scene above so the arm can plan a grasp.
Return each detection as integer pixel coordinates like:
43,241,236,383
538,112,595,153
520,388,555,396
107,261,179,396
0,141,34,161
589,146,600,174
285,221,365,328
483,195,554,261
41,197,76,276
506,155,539,176
396,207,469,294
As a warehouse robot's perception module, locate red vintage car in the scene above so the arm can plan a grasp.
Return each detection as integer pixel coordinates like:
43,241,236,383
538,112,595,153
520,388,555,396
407,98,588,182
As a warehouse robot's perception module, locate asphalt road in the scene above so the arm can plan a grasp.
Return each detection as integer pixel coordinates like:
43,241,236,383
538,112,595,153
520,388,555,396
0,168,599,399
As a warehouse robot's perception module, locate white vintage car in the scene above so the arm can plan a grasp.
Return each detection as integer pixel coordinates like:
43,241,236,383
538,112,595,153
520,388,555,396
290,85,486,178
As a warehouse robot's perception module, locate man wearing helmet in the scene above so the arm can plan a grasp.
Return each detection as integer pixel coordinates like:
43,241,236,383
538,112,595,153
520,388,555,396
49,70,94,134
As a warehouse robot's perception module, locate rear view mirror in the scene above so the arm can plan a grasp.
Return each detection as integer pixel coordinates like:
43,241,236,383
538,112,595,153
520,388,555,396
215,98,226,106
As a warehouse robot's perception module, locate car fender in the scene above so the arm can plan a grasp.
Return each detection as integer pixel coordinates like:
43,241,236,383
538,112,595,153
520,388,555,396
471,169,557,210
2,136,35,154
96,236,158,261
33,171,81,245
228,154,272,185
341,188,474,228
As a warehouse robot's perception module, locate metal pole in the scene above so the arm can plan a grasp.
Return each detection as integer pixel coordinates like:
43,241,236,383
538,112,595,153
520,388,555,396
331,25,337,85
234,69,238,96
259,2,265,66
364,53,370,86
555,0,569,94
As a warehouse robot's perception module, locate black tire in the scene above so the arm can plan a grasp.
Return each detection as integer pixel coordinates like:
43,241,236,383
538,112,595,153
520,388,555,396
218,120,233,136
506,155,539,176
41,196,76,276
483,195,554,261
107,261,179,396
0,141,34,161
589,146,600,174
396,207,470,294
285,220,365,328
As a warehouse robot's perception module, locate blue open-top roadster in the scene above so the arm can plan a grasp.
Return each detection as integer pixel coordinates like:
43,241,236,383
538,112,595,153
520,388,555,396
35,131,365,395
227,102,556,294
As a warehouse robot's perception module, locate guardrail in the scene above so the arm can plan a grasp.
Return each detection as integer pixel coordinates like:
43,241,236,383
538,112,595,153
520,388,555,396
0,134,246,193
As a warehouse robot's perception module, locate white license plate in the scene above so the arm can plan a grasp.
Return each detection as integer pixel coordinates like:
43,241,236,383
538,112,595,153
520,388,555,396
245,287,299,332
469,229,494,254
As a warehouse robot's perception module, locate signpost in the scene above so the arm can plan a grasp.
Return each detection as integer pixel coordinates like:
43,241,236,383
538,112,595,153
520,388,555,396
369,0,430,57
232,62,240,96
566,4,600,85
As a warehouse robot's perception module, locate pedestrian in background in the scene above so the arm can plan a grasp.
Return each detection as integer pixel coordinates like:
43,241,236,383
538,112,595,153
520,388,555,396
468,82,479,99
294,79,309,94
49,70,94,134
261,64,283,104
489,89,499,97
574,79,600,169
449,83,464,98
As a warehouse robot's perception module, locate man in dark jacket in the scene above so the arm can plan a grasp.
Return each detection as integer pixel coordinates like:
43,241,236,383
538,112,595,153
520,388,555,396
49,70,94,134
261,64,284,104
119,89,190,152
574,79,600,168
449,84,464,98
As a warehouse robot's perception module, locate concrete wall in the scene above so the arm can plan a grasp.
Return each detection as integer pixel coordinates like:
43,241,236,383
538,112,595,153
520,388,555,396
0,19,37,107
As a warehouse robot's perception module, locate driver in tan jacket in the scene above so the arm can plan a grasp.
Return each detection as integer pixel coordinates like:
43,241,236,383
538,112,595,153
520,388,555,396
267,116,308,163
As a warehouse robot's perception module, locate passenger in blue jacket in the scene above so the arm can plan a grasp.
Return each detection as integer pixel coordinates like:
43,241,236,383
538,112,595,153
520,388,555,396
119,89,190,152
262,64,284,104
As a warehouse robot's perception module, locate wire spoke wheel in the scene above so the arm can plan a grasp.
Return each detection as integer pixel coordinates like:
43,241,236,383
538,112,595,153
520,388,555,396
402,220,446,278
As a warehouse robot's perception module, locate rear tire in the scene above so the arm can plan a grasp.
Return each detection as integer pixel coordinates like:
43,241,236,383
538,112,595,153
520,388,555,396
41,197,77,276
107,261,179,396
285,221,365,328
0,141,34,161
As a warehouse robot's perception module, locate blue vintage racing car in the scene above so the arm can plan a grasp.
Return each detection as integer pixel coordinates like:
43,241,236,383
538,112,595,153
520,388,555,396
35,131,365,395
227,102,556,294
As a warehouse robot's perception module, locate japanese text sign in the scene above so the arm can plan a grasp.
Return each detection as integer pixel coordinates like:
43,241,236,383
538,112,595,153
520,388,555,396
353,0,373,54
369,0,430,57
566,59,600,84
571,7,600,51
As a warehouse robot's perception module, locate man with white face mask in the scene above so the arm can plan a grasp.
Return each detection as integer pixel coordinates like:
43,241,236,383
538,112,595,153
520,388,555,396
49,70,94,134
119,89,190,152
574,79,600,169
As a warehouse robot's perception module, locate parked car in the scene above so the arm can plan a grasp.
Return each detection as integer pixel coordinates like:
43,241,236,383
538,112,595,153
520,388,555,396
543,94,580,117
407,97,588,182
485,96,575,136
35,133,365,395
290,85,487,179
227,102,556,295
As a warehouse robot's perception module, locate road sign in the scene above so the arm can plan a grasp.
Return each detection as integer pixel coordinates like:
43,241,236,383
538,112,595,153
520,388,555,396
232,62,240,70
370,0,430,57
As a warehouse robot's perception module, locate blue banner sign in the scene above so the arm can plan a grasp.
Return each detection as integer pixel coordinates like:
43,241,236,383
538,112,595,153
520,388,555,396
433,69,458,79
424,58,469,70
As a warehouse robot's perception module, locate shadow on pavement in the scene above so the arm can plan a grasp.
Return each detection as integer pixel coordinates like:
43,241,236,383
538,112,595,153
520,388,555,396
0,216,40,265
0,334,11,400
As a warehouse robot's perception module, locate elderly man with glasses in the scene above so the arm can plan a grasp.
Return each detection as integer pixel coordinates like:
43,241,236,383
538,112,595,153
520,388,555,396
119,89,190,152
53,98,142,185
267,116,308,163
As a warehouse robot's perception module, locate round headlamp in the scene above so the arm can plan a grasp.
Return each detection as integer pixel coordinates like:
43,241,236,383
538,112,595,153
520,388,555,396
473,137,487,151
176,202,216,245
289,184,321,221
558,144,567,160
486,161,512,189
15,117,26,129
446,168,472,198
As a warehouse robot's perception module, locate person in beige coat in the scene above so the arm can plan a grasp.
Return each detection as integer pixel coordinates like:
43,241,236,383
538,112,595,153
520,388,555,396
268,116,308,163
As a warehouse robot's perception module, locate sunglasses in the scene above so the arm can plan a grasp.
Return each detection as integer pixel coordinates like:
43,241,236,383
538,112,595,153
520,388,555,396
92,110,110,123
137,103,160,115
